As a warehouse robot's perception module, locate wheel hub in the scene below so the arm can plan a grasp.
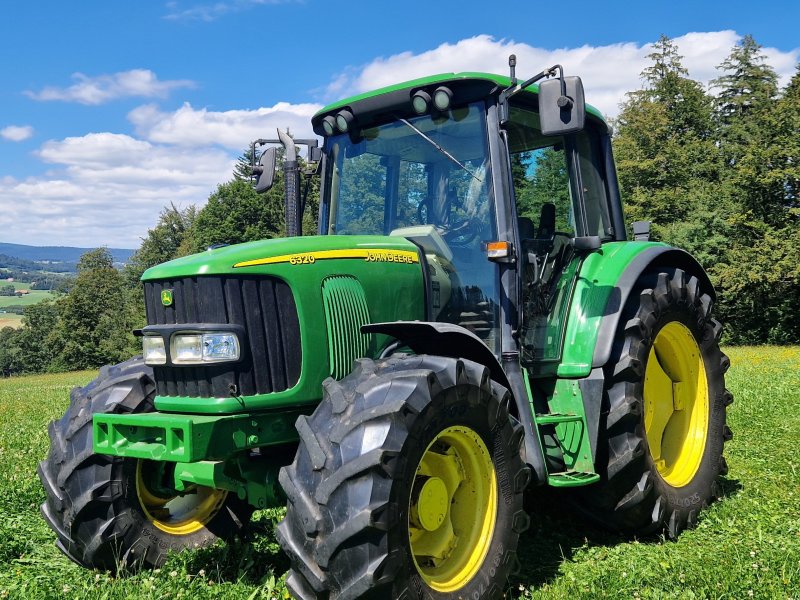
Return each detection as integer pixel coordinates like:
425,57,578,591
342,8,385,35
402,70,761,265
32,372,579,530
408,425,497,593
643,321,710,487
412,477,449,532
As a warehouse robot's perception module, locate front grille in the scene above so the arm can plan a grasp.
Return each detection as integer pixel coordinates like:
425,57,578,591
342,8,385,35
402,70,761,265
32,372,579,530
144,276,301,398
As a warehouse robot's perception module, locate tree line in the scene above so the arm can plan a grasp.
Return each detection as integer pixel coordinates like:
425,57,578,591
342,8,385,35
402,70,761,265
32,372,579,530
0,33,797,376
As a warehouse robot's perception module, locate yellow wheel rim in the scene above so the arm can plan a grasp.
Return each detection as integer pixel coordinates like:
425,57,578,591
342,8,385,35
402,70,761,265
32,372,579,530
135,461,228,535
408,425,497,593
643,321,709,488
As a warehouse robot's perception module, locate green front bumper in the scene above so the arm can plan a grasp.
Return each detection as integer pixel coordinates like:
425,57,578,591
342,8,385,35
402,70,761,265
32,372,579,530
93,409,305,463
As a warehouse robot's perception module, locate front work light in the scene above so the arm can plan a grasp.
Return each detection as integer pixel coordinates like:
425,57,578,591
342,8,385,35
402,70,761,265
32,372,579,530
322,115,336,136
335,110,354,133
142,336,167,365
433,86,453,111
412,90,431,114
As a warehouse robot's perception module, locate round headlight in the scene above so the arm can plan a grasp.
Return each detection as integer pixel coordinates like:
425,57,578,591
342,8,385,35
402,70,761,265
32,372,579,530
335,110,354,133
412,91,431,115
433,86,453,111
322,115,336,136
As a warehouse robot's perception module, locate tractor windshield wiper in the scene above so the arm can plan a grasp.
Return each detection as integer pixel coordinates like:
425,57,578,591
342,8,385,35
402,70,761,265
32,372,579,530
396,117,483,182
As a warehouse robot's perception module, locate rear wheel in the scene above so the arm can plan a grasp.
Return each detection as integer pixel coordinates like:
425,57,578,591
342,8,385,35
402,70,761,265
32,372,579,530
38,357,251,570
277,355,530,600
574,269,732,538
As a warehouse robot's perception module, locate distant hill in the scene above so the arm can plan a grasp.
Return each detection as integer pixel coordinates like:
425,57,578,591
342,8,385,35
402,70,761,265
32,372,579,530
0,242,134,265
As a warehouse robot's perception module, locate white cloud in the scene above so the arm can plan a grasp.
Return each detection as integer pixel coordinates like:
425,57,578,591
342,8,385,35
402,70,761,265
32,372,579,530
327,32,800,118
0,97,322,247
129,101,321,150
0,133,234,247
164,0,299,22
25,69,195,105
1,125,34,142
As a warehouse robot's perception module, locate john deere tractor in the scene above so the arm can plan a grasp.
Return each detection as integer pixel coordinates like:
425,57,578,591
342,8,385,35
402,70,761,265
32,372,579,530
39,57,732,599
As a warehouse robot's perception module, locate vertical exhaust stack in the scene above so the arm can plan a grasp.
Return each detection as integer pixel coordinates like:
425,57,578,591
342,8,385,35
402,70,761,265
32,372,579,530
251,132,319,238
277,129,302,237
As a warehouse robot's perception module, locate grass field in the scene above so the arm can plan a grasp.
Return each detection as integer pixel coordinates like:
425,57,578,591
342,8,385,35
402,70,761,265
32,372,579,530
0,289,55,309
0,347,798,599
0,286,55,329
0,314,23,329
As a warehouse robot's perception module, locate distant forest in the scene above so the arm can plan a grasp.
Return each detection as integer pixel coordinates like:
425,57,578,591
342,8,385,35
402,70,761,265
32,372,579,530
0,33,798,377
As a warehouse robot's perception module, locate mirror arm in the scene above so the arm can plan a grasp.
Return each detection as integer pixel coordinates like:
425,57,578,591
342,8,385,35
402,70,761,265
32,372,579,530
498,60,561,126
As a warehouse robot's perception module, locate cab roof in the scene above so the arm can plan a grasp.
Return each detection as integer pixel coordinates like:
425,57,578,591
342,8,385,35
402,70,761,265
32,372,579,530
315,71,607,124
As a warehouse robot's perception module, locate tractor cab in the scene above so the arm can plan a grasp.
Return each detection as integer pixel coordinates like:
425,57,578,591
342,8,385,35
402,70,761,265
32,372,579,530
305,67,625,366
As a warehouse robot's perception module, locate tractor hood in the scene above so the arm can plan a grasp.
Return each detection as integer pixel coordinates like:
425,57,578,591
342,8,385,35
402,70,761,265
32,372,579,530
141,234,422,281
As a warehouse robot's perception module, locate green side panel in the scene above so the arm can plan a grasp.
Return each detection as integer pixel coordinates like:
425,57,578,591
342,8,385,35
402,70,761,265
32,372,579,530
317,72,606,123
557,241,669,378
93,409,308,462
142,235,425,413
322,276,372,379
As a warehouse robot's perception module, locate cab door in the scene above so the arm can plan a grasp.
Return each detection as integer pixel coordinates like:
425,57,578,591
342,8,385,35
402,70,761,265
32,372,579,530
505,105,614,374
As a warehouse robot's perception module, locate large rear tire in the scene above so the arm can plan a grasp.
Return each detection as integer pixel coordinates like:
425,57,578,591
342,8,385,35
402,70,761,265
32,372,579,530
277,355,531,600
574,269,732,538
38,357,252,570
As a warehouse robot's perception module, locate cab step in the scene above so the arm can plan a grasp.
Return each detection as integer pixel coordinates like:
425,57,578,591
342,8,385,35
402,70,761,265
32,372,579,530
547,470,600,487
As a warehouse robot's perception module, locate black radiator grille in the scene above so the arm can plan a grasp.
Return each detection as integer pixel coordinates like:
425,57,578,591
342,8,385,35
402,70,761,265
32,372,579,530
144,276,301,398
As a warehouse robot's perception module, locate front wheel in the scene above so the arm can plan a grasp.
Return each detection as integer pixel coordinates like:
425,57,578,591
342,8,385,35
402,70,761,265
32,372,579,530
277,355,531,600
573,269,732,538
38,357,252,570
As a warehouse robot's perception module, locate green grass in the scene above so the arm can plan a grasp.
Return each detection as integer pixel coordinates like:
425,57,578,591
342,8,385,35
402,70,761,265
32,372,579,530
0,348,798,599
0,289,55,309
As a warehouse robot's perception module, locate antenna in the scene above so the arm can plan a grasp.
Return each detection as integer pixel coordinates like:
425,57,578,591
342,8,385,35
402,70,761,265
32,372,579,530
509,54,517,86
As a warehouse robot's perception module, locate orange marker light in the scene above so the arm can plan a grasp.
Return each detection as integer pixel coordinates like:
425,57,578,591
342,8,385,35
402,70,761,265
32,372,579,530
486,241,510,260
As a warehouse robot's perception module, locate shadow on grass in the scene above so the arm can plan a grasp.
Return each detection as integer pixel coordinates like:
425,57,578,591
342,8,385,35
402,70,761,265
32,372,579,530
174,478,743,588
511,477,743,590
178,511,290,584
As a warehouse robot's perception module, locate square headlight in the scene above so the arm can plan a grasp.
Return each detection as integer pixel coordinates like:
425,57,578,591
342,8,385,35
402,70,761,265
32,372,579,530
171,332,240,364
172,334,203,364
202,333,240,362
142,336,167,365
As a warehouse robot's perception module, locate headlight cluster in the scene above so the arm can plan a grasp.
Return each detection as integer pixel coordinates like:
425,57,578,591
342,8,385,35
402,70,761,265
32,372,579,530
143,332,240,366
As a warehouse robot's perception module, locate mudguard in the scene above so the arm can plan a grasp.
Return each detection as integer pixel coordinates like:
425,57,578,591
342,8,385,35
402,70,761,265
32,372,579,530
558,242,715,378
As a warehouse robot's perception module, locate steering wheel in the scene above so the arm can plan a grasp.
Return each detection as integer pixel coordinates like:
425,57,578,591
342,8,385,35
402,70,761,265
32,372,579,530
442,218,481,246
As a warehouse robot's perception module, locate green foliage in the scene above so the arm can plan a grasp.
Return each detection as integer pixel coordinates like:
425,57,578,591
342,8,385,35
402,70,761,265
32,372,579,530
614,34,799,343
190,178,285,251
0,285,14,297
124,203,197,286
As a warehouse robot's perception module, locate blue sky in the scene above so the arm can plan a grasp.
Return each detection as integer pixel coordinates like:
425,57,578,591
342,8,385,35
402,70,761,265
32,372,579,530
1,0,798,248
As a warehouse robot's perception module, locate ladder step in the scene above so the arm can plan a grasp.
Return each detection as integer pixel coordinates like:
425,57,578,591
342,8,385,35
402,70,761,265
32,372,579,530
547,470,600,487
535,412,583,425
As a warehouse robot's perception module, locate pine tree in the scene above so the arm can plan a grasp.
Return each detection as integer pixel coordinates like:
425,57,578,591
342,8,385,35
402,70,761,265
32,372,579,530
614,35,720,233
233,145,262,181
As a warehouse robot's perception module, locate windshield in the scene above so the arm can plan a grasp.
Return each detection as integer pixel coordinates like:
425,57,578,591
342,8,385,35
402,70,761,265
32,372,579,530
322,101,500,352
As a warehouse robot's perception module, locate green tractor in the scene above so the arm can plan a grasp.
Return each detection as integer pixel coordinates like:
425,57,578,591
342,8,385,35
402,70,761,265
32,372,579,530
39,57,732,599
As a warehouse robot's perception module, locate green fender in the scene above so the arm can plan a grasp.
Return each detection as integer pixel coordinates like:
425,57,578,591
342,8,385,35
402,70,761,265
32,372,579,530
557,241,714,379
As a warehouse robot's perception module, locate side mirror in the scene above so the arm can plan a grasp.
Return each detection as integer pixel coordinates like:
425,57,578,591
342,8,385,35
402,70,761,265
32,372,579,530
539,76,586,136
254,147,278,193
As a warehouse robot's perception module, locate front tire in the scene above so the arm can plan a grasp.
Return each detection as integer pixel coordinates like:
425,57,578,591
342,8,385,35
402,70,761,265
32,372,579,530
277,355,530,600
574,269,732,538
38,357,251,570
